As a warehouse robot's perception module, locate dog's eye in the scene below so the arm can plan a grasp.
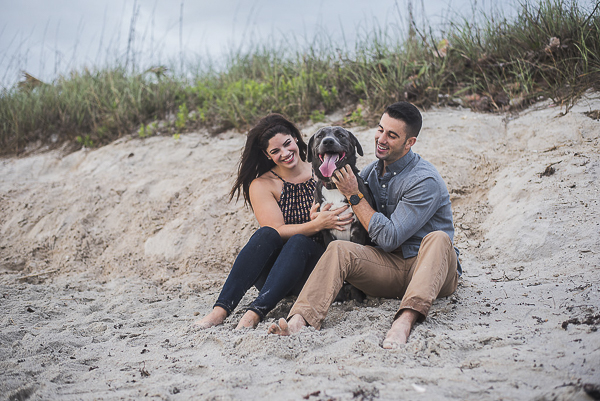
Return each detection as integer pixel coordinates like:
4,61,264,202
335,133,345,138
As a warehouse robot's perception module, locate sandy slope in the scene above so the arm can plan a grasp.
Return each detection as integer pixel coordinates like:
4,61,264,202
1,96,599,400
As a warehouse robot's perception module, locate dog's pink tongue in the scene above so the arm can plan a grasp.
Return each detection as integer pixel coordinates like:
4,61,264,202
319,153,339,177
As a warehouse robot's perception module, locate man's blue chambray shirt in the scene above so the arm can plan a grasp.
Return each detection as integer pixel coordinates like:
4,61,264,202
360,149,462,275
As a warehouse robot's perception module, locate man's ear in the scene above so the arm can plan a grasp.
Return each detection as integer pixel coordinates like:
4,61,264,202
407,136,417,149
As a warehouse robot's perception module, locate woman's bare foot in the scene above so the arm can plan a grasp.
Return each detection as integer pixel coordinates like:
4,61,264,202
194,306,228,329
267,314,307,335
382,309,420,349
235,310,261,329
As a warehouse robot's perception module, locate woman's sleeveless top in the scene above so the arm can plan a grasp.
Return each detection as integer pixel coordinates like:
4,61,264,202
271,170,323,245
271,170,315,225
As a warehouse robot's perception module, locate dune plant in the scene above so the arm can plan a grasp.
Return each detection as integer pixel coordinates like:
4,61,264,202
0,0,598,155
446,0,600,111
0,67,186,153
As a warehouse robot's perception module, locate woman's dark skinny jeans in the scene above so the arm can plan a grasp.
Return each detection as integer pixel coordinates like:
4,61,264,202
214,226,324,321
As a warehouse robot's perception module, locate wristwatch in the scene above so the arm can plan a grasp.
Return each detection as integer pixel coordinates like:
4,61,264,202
348,192,364,206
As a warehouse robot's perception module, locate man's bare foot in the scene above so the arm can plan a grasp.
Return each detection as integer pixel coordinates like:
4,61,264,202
194,306,228,329
267,314,307,336
382,309,420,349
235,310,261,329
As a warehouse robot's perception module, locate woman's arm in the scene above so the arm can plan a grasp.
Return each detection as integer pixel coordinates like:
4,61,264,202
249,178,352,240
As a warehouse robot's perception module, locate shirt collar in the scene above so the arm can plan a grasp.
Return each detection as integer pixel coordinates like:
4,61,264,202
376,149,415,176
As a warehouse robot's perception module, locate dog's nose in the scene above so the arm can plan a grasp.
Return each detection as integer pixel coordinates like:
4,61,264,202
322,137,335,146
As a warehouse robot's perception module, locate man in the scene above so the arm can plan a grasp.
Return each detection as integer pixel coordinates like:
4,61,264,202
268,101,461,348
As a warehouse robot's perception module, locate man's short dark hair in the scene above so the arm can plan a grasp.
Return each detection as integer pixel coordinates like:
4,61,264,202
384,102,422,138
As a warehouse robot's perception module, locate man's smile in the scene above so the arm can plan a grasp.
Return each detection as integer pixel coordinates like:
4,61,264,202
376,141,389,152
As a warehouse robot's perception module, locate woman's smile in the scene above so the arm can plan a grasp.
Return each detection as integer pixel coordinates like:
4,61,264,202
280,152,295,163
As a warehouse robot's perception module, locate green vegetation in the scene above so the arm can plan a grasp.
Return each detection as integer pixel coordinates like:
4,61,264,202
1,0,599,155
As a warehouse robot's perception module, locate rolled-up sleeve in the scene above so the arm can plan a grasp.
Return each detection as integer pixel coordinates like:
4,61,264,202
368,176,441,252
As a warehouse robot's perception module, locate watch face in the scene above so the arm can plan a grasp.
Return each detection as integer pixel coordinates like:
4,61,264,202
349,194,360,205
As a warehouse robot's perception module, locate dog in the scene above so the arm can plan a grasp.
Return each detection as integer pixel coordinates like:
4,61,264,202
307,126,375,246
307,126,376,303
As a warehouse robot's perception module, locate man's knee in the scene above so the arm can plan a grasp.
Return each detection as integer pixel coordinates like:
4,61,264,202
327,240,362,258
316,240,361,272
422,231,451,247
419,231,456,270
420,231,458,277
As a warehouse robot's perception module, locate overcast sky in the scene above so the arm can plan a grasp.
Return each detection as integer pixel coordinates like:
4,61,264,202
0,0,512,88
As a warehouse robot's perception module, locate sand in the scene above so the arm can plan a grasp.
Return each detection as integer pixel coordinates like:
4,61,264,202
1,95,599,400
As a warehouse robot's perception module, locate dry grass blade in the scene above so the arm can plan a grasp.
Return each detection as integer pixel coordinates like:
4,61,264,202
17,71,46,91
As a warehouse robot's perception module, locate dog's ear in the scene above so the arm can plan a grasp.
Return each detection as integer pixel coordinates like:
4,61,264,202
307,133,315,162
346,129,363,156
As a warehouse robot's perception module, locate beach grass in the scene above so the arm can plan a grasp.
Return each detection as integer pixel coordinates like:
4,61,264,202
1,0,599,155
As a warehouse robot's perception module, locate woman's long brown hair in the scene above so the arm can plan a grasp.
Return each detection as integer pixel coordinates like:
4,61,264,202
229,114,308,208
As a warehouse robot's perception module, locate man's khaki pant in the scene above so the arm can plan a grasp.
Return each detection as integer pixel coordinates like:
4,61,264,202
288,231,458,329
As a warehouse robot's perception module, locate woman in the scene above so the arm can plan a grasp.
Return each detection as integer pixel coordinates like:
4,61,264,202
196,114,352,329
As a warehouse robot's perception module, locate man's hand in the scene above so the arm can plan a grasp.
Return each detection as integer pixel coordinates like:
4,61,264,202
332,165,375,232
332,165,359,198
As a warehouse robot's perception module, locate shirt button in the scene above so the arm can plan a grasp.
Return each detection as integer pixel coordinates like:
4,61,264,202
393,172,397,175
382,184,386,188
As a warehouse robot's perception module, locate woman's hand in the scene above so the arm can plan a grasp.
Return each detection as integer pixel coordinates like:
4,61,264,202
311,203,354,231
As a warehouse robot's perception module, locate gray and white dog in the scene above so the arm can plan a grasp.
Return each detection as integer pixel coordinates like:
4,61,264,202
307,126,375,246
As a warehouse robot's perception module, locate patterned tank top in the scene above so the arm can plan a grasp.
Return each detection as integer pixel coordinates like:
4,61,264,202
271,170,316,224
271,171,323,245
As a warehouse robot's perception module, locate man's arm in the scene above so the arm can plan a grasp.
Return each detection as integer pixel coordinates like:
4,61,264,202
334,165,443,252
368,176,441,252
331,165,375,231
